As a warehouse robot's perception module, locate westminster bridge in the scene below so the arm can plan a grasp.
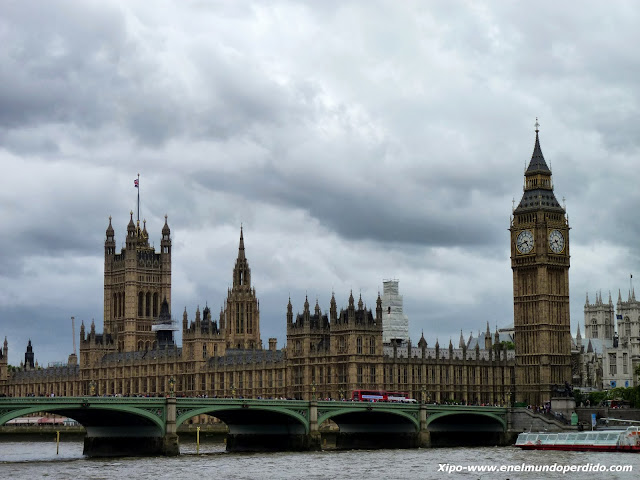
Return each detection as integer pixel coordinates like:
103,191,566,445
0,397,560,457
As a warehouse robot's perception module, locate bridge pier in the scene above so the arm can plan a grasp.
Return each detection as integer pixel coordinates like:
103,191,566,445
163,397,180,456
84,435,168,457
419,404,431,447
308,400,321,450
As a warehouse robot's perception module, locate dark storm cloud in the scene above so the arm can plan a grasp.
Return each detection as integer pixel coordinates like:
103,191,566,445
1,0,640,365
0,1,128,130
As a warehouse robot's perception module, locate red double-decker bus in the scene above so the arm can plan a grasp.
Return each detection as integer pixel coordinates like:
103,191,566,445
351,389,387,402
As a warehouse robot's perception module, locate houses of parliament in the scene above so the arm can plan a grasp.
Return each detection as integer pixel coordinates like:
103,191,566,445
0,127,574,406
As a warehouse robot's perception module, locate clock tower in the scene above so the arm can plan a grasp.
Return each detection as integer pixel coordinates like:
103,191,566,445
510,121,571,405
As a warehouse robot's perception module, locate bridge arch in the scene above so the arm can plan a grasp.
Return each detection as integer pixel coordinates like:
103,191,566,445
427,410,506,431
175,405,309,433
318,406,420,432
0,402,166,436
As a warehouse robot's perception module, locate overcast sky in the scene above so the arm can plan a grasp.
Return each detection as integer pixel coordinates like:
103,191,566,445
1,0,639,367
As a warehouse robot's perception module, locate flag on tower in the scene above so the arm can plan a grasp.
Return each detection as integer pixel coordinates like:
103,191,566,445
134,178,139,188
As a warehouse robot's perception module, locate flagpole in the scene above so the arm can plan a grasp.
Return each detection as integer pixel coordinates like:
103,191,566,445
137,173,140,223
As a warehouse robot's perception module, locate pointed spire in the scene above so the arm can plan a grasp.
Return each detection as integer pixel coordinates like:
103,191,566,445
162,214,170,236
459,329,465,348
418,331,427,348
526,118,551,174
586,292,589,306
127,210,135,231
238,225,245,260
618,289,622,303
106,215,114,237
609,291,612,304
349,290,354,307
587,338,593,353
358,293,363,310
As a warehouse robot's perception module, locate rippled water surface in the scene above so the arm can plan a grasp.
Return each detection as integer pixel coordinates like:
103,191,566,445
1,439,639,479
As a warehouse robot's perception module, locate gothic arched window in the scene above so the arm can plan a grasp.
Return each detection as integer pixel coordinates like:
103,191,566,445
625,317,631,337
138,292,144,317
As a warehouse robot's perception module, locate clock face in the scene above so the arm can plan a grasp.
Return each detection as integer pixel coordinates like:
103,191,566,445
516,230,534,254
549,229,565,253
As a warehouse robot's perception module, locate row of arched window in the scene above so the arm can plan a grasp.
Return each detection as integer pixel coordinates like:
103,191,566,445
111,291,161,318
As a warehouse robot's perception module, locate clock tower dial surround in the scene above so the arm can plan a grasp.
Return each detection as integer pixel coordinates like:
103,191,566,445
509,122,571,406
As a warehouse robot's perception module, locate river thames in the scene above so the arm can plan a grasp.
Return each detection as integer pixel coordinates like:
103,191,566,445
1,438,639,480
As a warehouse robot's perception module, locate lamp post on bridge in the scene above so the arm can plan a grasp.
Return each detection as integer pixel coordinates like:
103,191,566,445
339,388,345,401
311,381,316,401
231,384,236,398
169,376,175,397
89,380,96,397
421,385,426,404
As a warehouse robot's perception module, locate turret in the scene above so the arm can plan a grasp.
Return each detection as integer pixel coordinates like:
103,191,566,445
287,297,293,326
126,211,136,249
183,307,188,332
576,323,582,349
161,215,171,254
1,337,8,364
459,329,465,349
25,339,34,369
105,216,115,256
484,322,491,350
330,293,337,322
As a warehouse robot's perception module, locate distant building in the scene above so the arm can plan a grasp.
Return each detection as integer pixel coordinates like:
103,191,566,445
573,290,639,391
381,279,409,344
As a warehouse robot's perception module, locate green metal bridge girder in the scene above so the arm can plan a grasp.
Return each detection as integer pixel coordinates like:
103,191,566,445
0,397,167,435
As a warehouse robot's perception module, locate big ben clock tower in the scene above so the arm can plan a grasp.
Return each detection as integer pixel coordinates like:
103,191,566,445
510,120,571,406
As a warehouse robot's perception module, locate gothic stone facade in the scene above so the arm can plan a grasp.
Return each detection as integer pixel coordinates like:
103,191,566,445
0,217,515,404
